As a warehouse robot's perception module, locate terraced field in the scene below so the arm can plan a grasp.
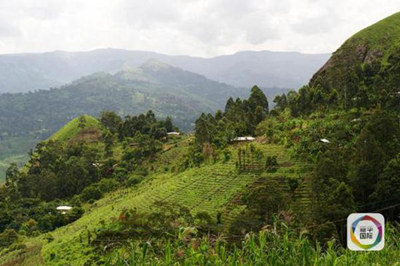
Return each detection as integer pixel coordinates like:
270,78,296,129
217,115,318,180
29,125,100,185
3,140,312,265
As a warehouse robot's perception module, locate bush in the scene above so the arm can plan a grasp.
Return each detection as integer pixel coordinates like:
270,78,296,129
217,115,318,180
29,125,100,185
66,207,84,222
287,177,299,193
20,218,38,236
135,167,149,177
113,166,129,182
127,176,143,187
70,195,82,207
265,156,278,172
0,229,19,248
98,178,119,193
223,149,231,162
81,186,103,202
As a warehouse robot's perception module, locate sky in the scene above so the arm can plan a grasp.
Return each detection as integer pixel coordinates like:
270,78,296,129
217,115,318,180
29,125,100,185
0,0,399,57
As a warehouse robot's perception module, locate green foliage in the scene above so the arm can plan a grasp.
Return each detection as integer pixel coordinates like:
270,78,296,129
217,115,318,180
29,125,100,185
279,13,400,116
100,111,123,135
265,155,278,172
0,109,176,245
97,178,119,194
127,176,143,187
195,86,269,147
0,229,19,249
81,185,103,202
49,115,100,142
371,154,400,219
105,223,400,265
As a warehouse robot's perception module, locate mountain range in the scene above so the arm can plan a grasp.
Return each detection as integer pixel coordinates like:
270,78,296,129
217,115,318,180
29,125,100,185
0,49,329,93
0,59,262,177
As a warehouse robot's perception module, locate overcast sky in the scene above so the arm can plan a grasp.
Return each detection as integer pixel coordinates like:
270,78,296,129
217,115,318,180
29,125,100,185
0,0,399,57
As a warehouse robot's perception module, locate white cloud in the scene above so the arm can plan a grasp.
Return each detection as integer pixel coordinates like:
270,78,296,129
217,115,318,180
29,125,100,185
0,0,399,56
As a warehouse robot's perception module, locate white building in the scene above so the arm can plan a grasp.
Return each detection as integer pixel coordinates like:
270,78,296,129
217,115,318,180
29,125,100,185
232,136,256,142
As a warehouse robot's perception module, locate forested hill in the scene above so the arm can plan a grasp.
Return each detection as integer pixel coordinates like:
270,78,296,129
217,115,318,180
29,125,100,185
0,59,246,138
0,49,329,93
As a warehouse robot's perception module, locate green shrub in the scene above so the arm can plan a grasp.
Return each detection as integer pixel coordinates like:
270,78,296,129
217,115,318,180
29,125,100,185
0,229,19,248
81,185,103,202
98,178,119,193
265,155,278,172
127,176,143,187
223,149,231,162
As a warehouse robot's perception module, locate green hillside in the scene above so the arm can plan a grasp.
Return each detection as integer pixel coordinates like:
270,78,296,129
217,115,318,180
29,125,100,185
0,61,260,181
309,12,400,106
276,12,400,117
0,135,311,264
49,115,100,142
2,12,400,265
0,79,399,265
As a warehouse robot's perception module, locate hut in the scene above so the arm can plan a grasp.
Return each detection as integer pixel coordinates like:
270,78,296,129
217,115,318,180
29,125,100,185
232,136,256,142
56,206,73,215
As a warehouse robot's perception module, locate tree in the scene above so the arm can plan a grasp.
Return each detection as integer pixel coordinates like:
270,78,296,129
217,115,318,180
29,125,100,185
103,129,115,157
371,155,400,219
81,185,103,202
248,86,269,113
195,114,211,145
5,163,19,188
33,169,58,201
78,115,86,129
100,111,122,134
164,116,174,132
312,149,354,242
225,97,235,112
273,94,287,111
350,110,400,205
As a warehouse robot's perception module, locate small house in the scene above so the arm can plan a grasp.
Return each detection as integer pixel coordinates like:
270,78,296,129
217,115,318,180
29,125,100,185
319,138,330,143
232,136,256,142
56,206,73,215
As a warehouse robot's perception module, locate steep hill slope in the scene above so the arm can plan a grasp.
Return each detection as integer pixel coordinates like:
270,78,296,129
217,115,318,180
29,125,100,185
310,12,400,93
0,49,329,93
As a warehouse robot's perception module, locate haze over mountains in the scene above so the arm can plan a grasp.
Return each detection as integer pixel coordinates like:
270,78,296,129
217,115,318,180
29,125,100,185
0,59,248,178
0,59,246,137
0,49,330,93
0,48,330,179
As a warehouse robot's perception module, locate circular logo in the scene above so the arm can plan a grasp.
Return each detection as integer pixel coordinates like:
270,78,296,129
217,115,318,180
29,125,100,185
350,215,383,250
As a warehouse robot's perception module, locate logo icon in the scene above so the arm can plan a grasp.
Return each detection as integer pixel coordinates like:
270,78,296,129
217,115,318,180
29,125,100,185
347,213,384,251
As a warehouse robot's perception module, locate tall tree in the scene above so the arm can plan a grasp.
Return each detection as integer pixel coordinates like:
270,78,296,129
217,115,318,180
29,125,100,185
100,111,122,135
164,116,174,132
248,85,269,113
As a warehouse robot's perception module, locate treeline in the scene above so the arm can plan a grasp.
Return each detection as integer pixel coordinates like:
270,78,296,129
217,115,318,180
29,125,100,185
195,86,268,147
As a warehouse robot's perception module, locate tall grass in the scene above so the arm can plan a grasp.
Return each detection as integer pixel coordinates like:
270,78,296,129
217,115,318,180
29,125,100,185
105,224,400,265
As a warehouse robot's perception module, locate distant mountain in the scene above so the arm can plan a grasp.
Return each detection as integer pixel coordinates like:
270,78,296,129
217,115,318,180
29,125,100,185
0,59,290,180
0,49,329,93
0,60,247,137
